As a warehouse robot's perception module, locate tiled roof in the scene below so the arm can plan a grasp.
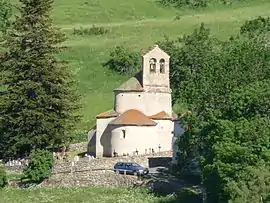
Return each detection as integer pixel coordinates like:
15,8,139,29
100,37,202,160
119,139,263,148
141,44,170,57
110,109,157,126
96,110,119,119
114,71,143,92
149,111,172,120
141,44,159,56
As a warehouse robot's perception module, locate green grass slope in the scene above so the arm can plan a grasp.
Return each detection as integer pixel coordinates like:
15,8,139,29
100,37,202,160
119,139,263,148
1,187,172,203
10,0,270,134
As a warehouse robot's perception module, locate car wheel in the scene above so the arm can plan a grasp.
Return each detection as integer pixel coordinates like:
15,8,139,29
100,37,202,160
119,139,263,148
133,171,137,176
116,170,120,174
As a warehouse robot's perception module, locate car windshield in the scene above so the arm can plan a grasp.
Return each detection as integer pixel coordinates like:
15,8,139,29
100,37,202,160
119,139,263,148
131,163,140,167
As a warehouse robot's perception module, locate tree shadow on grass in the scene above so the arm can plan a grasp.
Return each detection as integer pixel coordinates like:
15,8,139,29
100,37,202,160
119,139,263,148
140,158,204,203
156,189,203,203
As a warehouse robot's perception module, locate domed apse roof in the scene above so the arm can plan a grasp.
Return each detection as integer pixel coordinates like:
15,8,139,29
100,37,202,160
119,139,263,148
149,111,172,120
110,109,157,126
114,71,143,92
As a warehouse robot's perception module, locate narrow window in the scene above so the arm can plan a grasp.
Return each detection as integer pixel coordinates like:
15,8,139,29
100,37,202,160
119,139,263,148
149,58,156,73
160,59,165,74
122,130,126,139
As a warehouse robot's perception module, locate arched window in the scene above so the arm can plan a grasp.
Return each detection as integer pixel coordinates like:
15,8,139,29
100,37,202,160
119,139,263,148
160,59,165,74
121,130,126,139
149,58,156,73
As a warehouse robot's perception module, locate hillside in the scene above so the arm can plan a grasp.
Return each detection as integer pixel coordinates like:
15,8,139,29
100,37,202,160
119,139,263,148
1,187,172,203
14,0,270,133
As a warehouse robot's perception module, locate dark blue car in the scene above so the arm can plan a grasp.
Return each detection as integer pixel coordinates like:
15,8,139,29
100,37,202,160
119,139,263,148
113,162,149,176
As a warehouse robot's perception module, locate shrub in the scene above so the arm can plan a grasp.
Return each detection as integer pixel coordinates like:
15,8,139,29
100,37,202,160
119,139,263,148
176,187,203,203
104,46,141,75
23,149,54,183
73,25,110,36
0,0,12,35
71,130,88,144
0,164,7,188
158,0,249,8
158,0,207,8
240,16,270,38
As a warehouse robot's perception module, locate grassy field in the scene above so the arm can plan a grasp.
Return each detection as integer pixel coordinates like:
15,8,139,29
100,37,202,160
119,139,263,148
10,0,270,135
1,187,178,203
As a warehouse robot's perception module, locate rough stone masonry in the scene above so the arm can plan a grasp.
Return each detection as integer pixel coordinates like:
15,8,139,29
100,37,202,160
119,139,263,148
42,151,172,188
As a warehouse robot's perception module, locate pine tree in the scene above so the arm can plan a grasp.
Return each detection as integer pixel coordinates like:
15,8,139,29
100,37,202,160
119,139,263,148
0,0,80,159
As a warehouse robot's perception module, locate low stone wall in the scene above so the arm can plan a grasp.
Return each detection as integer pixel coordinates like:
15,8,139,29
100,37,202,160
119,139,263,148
42,171,139,188
54,151,172,172
68,142,88,152
43,151,172,188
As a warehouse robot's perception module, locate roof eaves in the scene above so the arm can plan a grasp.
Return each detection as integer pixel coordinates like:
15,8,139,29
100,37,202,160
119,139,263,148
149,111,172,120
113,89,144,92
96,110,119,119
110,123,157,127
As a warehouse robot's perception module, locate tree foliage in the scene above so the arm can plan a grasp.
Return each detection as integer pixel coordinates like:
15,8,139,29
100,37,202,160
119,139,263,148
157,0,249,8
23,149,54,183
0,0,12,35
104,45,141,75
0,164,7,188
158,23,219,105
0,0,80,159
240,16,270,38
159,17,270,202
158,0,207,8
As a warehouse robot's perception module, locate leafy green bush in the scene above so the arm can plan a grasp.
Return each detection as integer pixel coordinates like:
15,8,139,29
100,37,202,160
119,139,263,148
104,46,141,75
158,23,217,104
176,188,203,203
73,25,110,36
71,131,88,144
240,16,270,38
0,164,7,188
0,0,12,35
23,149,54,183
157,0,249,8
158,0,207,8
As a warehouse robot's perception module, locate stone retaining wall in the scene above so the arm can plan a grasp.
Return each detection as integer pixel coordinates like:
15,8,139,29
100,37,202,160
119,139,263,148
68,142,88,152
43,151,172,188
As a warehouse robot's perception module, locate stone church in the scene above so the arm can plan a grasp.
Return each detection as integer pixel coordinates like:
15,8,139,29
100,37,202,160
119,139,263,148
88,45,183,158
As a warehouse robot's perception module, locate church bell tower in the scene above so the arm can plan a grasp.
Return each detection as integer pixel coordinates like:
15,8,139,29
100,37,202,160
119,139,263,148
142,45,171,93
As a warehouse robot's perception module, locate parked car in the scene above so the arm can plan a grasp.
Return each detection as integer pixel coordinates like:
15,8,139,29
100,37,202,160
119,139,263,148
113,162,149,176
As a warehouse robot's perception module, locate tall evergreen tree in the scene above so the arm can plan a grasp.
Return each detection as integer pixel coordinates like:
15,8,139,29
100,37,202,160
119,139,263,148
0,0,80,159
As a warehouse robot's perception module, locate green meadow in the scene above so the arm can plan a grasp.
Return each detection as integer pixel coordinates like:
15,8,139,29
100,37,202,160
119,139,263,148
0,187,172,203
10,0,270,134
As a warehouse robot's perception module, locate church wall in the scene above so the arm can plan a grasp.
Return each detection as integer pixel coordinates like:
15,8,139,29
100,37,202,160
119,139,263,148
142,67,170,88
111,126,159,156
96,117,115,157
154,120,174,152
114,91,172,116
110,121,174,156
